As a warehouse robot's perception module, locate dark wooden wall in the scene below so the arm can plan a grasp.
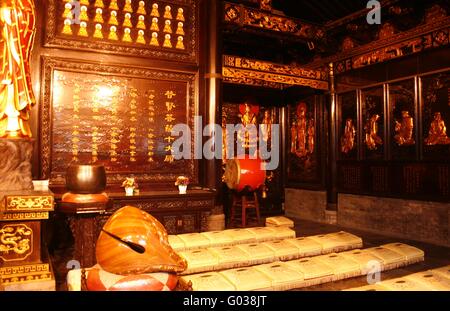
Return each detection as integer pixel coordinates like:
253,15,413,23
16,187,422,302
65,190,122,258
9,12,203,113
29,0,216,192
335,47,450,202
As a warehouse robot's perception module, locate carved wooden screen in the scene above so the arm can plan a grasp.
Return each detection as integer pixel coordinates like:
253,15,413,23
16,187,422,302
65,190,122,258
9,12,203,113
40,57,198,188
287,96,322,186
421,71,450,160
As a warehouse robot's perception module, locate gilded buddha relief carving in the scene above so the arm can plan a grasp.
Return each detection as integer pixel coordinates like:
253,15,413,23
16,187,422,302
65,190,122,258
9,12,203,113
394,111,415,146
238,102,259,150
338,92,357,157
422,72,450,157
362,88,384,157
364,114,383,150
288,98,320,185
291,102,315,158
341,118,356,154
425,112,450,145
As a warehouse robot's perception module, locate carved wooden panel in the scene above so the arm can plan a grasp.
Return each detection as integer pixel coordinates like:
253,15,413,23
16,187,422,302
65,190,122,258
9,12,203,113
370,166,388,193
421,71,450,159
339,165,362,192
287,96,321,185
338,91,358,160
45,0,198,64
389,79,417,159
361,87,385,159
40,56,198,188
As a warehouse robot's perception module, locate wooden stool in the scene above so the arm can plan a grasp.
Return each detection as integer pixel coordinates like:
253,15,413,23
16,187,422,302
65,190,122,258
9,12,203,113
229,192,261,228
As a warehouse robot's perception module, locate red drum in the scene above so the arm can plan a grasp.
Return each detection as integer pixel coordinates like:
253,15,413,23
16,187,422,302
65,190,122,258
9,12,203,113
224,157,266,192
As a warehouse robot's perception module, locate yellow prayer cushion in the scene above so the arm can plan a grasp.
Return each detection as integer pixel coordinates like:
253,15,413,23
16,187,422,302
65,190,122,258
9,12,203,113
341,249,384,274
181,272,236,291
382,243,424,262
237,243,276,263
168,235,186,251
263,240,301,261
219,267,272,291
381,277,435,291
270,226,296,239
177,233,210,250
405,271,450,291
223,228,257,244
285,237,323,257
365,246,406,266
315,253,361,278
208,246,251,268
285,257,334,280
245,227,277,242
200,230,234,247
265,216,294,228
431,265,450,280
254,261,304,290
179,249,219,274
326,231,363,248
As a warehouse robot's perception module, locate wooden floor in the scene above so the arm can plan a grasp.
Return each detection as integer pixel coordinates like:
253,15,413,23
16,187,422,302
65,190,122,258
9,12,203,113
52,217,450,291
287,217,450,291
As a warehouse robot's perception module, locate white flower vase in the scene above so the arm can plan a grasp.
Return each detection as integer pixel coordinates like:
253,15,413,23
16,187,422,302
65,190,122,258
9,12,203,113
178,185,187,194
125,187,134,196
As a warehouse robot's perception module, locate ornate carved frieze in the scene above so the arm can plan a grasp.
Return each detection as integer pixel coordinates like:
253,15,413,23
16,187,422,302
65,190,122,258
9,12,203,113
223,55,329,90
0,263,52,285
5,196,54,212
311,16,450,75
223,2,324,42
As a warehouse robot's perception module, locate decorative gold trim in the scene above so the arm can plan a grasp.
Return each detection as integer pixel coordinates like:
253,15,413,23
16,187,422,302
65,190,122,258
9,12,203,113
0,263,52,285
5,196,54,211
222,57,329,90
309,18,450,74
0,212,49,221
0,224,33,262
223,2,324,41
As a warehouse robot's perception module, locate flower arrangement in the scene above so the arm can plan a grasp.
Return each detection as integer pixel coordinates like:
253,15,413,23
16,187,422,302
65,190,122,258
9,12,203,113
121,177,138,188
175,176,190,186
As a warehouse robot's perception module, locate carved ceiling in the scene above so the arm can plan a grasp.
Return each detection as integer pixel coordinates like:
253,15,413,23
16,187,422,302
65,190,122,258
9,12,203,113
222,0,450,65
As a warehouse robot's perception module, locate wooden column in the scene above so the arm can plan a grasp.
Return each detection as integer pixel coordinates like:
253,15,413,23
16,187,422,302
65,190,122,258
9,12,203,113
327,63,338,211
204,0,222,192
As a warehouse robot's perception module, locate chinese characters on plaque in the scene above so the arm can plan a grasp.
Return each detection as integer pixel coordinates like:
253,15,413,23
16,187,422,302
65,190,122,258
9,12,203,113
51,70,189,178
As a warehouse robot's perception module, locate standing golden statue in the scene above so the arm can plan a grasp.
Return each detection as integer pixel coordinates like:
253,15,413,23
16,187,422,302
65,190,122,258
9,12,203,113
261,109,273,143
424,112,450,145
0,0,36,138
394,111,415,146
341,118,356,154
290,102,315,158
364,114,383,150
238,102,258,150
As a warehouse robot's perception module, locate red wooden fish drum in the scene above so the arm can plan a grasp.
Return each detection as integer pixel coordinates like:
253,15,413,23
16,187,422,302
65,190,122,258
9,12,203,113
224,157,266,191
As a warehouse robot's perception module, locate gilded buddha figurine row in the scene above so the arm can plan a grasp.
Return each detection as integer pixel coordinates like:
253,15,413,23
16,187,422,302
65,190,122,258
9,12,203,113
63,1,185,21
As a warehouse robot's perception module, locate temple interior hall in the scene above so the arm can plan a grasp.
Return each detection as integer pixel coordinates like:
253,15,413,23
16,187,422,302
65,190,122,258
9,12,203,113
1,0,450,292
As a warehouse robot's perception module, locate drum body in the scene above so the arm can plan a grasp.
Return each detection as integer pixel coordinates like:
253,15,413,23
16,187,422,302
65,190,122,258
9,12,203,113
224,157,266,192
